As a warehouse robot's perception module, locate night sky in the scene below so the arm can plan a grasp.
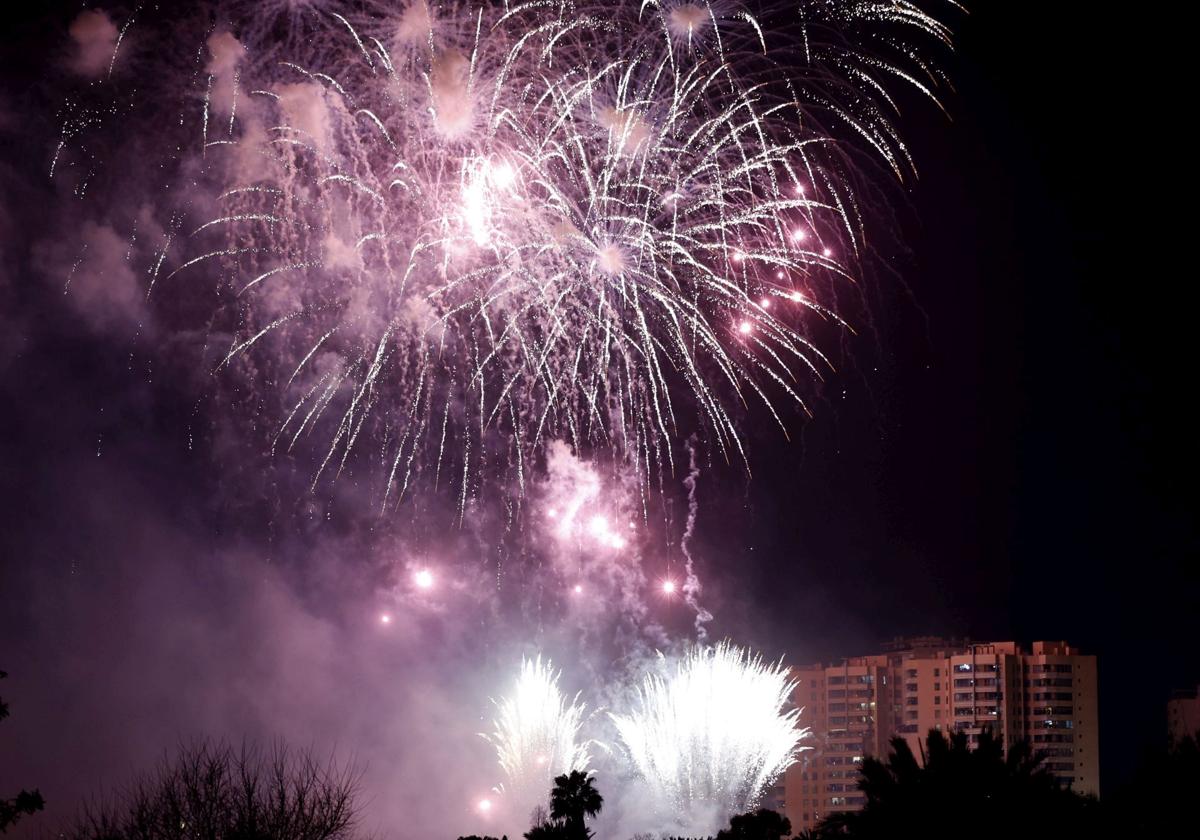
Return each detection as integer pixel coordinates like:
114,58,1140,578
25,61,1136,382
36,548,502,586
717,0,1200,789
1,2,1195,837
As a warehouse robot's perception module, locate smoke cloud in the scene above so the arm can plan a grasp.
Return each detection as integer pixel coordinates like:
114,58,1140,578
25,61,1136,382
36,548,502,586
33,218,154,338
67,10,120,78
206,31,246,118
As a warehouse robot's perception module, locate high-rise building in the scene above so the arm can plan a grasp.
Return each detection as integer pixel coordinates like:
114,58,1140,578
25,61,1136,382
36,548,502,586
782,638,1099,835
1168,684,1200,743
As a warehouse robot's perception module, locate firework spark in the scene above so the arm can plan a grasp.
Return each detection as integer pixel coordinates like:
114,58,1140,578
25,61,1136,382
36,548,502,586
485,657,593,824
134,0,957,505
610,641,807,828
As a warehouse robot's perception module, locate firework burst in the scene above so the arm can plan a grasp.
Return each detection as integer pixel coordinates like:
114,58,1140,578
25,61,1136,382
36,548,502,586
484,656,594,822
61,1,956,507
610,641,807,826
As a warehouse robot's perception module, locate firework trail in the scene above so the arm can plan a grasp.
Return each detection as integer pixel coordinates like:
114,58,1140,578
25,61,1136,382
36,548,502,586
484,656,594,824
101,0,957,507
610,641,806,828
680,435,712,639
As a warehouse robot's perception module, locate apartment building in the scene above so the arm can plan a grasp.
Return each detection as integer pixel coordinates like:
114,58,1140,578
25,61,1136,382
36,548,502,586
1168,684,1200,743
782,638,1098,835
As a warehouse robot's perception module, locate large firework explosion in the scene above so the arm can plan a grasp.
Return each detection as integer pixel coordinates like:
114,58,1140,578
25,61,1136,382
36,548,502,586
52,0,957,510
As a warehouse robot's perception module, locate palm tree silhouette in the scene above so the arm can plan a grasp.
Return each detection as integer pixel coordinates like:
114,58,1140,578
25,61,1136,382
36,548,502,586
716,807,792,839
811,728,1098,840
548,770,603,839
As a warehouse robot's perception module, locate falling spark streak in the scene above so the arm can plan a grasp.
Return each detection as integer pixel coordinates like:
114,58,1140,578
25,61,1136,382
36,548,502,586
611,641,807,826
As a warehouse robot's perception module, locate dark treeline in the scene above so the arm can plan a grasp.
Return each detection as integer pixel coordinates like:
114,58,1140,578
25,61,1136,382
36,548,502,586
44,740,361,840
1,670,44,833
5,670,1198,840
461,728,1200,840
798,729,1200,840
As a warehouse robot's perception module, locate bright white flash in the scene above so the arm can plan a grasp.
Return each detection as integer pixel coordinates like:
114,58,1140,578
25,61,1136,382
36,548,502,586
610,642,807,830
546,467,630,552
491,160,516,189
460,158,521,245
485,657,592,822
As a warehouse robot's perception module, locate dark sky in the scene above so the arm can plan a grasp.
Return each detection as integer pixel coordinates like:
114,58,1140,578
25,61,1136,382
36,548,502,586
1,1,1195,835
709,0,1199,791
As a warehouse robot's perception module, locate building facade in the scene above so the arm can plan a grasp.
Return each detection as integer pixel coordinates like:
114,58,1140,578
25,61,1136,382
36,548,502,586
1168,685,1200,743
782,638,1099,835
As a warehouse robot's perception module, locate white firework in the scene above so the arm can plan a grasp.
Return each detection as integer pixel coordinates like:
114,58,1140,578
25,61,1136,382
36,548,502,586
611,641,807,826
485,657,593,821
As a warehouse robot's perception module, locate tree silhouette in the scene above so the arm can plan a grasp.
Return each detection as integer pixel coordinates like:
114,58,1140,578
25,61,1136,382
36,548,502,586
716,808,792,839
523,823,572,840
1107,730,1200,835
808,728,1098,840
61,739,363,840
547,770,602,839
1,669,45,834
